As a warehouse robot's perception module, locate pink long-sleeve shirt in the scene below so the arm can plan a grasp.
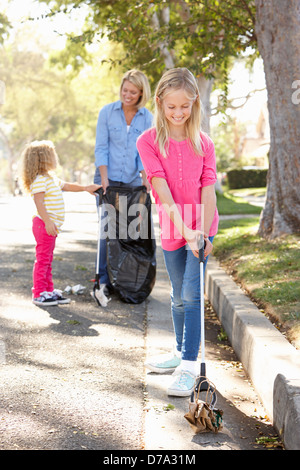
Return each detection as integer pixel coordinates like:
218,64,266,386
137,128,219,251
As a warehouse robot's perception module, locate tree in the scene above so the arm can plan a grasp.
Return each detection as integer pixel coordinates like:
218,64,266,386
255,0,300,238
0,12,11,44
39,0,257,134
0,26,123,191
27,1,300,236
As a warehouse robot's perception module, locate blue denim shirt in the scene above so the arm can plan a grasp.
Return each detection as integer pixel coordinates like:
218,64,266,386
94,100,153,185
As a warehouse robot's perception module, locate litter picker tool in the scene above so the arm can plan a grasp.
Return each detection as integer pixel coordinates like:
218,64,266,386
184,234,223,433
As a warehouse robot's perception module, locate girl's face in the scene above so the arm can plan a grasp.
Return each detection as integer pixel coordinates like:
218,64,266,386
160,88,194,132
121,80,142,108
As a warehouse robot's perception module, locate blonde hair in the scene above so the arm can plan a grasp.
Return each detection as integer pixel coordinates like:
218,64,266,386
154,67,203,158
119,69,151,109
20,140,59,193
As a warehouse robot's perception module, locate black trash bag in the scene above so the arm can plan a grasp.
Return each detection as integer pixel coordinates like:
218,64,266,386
102,186,156,304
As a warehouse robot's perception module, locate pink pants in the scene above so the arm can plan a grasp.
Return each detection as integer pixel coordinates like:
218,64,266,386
32,216,57,297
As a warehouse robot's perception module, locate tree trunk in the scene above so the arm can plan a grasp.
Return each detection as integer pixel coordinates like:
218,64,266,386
150,6,175,69
255,0,300,238
197,75,213,134
171,0,213,134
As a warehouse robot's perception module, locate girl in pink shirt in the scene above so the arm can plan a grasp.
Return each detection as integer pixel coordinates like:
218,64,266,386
137,68,219,397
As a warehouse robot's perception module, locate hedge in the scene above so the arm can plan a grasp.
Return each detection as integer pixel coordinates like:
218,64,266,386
227,169,268,189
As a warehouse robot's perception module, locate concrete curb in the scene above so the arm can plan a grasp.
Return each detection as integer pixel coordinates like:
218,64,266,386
205,256,300,450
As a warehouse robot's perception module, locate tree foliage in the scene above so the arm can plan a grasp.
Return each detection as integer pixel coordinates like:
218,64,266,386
0,12,11,44
38,0,258,87
0,26,123,191
5,0,299,237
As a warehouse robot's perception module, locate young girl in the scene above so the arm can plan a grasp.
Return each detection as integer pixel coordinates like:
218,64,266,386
20,140,100,306
137,68,219,397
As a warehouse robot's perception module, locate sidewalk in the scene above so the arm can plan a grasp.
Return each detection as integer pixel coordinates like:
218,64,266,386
143,212,288,450
0,193,296,451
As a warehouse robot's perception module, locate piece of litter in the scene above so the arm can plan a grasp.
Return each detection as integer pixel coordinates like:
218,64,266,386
71,284,86,295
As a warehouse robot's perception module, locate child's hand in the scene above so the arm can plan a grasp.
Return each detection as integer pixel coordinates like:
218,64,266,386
184,229,212,259
45,220,58,237
85,184,101,195
203,237,213,258
183,228,201,256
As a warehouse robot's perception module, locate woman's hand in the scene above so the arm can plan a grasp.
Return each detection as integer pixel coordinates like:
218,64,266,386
141,170,151,193
99,166,109,194
100,178,109,194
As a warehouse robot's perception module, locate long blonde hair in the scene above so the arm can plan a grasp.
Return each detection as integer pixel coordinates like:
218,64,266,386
20,140,59,193
119,69,151,109
154,68,203,158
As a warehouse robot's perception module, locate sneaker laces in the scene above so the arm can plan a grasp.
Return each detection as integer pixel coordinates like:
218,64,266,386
52,289,63,296
52,289,69,299
39,291,54,300
173,371,196,390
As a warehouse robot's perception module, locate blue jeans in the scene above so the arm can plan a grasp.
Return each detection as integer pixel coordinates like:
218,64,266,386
163,237,214,362
95,177,142,285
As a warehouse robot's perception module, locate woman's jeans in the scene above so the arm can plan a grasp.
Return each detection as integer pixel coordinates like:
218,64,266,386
162,236,214,362
32,216,57,297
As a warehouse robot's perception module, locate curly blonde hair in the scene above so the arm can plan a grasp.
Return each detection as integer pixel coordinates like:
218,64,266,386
20,140,59,193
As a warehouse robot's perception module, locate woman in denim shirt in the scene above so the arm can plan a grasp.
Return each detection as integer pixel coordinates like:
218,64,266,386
94,70,153,294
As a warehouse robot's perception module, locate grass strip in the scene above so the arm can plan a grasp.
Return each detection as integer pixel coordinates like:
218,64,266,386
212,216,300,348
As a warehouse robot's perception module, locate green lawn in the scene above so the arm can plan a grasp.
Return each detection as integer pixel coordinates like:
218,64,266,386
213,190,300,349
216,190,262,215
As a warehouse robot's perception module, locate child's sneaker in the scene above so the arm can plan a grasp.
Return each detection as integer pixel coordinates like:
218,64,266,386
145,353,181,374
167,370,196,397
52,289,71,304
32,291,58,306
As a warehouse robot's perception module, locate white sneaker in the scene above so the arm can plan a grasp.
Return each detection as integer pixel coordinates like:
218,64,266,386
91,284,111,307
167,370,196,397
145,354,181,374
100,283,110,295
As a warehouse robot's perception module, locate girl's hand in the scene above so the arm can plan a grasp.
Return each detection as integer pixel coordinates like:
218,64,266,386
85,184,102,195
184,229,213,259
183,228,202,257
45,220,58,237
204,237,213,258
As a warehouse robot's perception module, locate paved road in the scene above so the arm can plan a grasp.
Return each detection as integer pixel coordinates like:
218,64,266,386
0,192,282,452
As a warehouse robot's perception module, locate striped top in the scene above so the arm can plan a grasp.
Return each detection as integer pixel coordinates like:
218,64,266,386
30,174,65,231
